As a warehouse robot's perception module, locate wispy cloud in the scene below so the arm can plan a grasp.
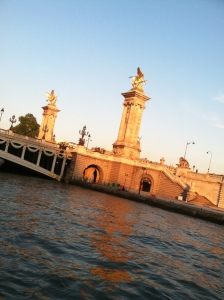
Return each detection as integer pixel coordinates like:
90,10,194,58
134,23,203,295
211,95,224,129
213,123,224,129
214,95,224,103
180,98,224,130
203,114,224,130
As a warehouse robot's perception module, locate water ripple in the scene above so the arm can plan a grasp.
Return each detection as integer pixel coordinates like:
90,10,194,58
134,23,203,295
0,173,224,299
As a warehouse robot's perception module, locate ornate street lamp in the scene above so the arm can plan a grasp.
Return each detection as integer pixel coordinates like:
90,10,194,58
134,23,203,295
207,151,212,173
78,125,90,146
124,173,128,189
138,167,146,194
0,108,4,122
184,141,195,159
42,124,49,139
86,133,92,149
9,115,16,130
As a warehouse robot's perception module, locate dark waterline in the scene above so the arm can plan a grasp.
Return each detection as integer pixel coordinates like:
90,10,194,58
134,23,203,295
0,173,224,299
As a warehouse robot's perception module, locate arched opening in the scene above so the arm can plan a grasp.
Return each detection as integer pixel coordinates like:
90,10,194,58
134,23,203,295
142,181,151,192
140,175,153,193
83,164,103,184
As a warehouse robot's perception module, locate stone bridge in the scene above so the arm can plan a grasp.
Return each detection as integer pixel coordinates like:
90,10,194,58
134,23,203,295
0,129,72,181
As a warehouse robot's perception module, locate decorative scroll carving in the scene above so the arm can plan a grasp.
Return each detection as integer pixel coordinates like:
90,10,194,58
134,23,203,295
11,142,23,149
43,150,54,156
27,146,39,152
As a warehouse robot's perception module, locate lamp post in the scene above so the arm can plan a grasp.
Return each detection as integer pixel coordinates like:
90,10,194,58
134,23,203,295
184,141,195,159
9,115,16,130
207,151,212,173
124,173,128,189
78,125,90,146
86,133,92,149
0,108,4,122
42,124,48,139
138,167,146,194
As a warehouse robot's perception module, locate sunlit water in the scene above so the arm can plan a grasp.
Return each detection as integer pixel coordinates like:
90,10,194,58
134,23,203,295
0,172,224,299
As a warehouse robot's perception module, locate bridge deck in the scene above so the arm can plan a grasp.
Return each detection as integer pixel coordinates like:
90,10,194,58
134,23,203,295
0,129,72,181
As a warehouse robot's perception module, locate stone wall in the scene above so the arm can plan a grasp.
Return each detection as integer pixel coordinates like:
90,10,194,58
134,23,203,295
65,147,186,200
157,173,186,200
183,176,221,206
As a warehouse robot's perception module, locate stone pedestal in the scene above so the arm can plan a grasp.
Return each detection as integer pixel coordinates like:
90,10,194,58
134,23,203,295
176,166,191,177
38,104,60,142
113,89,150,160
187,182,196,201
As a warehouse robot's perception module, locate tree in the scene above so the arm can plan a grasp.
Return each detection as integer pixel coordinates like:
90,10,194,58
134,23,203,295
13,113,40,138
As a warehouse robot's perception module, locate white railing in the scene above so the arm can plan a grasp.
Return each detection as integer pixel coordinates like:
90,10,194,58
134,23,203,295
163,167,188,190
0,130,62,151
0,150,61,181
186,172,223,182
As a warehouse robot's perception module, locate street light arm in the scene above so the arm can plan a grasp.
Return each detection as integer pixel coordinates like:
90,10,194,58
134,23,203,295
207,151,212,173
0,108,4,122
184,141,195,159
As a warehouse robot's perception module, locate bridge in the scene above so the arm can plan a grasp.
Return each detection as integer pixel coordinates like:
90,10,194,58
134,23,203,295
0,129,72,181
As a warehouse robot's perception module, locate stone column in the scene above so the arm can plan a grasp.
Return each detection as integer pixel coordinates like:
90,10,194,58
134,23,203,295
5,140,10,152
187,182,196,202
38,104,60,142
133,105,143,142
21,145,26,159
116,102,130,141
113,90,150,159
60,156,67,177
36,149,42,166
51,153,57,173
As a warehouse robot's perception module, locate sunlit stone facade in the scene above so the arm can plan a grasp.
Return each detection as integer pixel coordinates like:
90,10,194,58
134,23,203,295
66,84,224,208
38,104,60,142
112,90,150,160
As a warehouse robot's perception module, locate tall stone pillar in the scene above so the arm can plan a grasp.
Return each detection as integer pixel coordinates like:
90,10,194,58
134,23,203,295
113,78,150,159
38,90,60,142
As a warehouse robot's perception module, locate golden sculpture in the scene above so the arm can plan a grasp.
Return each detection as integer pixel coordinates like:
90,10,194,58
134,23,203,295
129,67,147,91
46,90,58,106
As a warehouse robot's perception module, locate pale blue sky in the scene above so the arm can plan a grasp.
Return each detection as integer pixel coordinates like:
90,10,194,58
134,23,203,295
0,0,224,174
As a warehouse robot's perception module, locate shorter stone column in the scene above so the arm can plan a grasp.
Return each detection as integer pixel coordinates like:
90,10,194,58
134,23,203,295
51,153,57,173
36,149,42,166
186,182,196,202
21,145,26,160
60,156,67,177
5,140,10,152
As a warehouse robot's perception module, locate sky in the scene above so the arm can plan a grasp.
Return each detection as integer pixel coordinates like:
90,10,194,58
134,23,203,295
0,0,224,174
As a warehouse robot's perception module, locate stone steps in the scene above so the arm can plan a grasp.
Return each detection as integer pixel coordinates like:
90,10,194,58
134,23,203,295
188,193,216,207
218,183,224,208
157,172,186,200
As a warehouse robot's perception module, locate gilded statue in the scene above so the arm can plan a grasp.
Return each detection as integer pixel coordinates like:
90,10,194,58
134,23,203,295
46,90,58,106
129,67,148,91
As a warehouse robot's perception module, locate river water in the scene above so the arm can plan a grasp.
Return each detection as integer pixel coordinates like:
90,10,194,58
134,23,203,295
0,172,223,299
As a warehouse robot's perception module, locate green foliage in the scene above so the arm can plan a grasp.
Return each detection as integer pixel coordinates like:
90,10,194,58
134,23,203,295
13,113,40,138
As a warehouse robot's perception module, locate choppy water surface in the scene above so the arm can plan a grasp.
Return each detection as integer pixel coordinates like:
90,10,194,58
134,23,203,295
0,173,224,299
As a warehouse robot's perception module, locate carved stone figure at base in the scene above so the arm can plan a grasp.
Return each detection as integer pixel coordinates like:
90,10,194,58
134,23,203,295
177,157,190,168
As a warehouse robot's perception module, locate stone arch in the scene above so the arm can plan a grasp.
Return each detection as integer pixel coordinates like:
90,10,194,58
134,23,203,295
83,164,104,184
140,173,154,193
